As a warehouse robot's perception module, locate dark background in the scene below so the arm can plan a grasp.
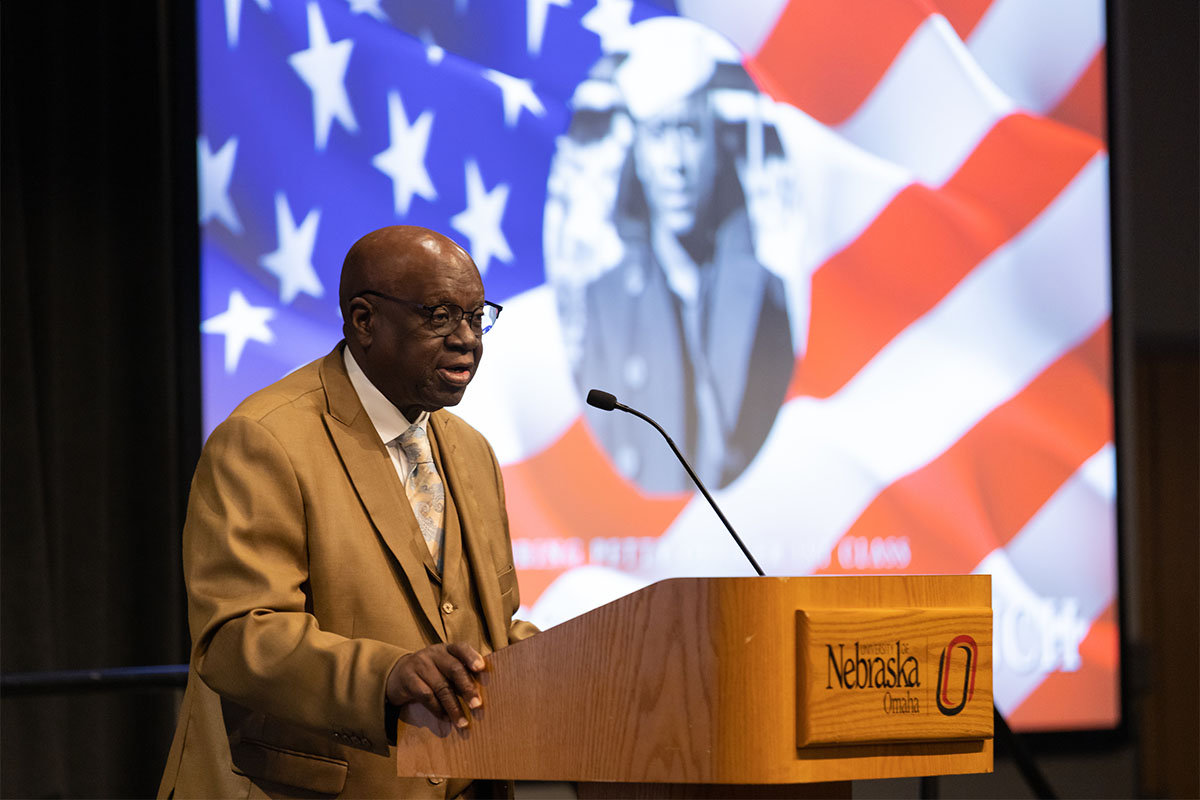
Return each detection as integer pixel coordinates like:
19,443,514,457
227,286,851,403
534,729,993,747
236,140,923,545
1,2,1195,797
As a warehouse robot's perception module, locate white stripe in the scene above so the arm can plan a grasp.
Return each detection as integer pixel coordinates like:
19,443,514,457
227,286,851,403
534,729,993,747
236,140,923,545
647,153,1111,579
676,0,789,56
769,102,911,276
836,15,1013,185
528,566,651,631
976,444,1117,713
967,0,1105,114
453,284,581,464
764,102,910,353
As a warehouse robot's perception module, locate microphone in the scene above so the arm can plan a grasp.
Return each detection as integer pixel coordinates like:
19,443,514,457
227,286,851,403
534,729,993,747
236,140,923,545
585,388,765,576
586,389,619,412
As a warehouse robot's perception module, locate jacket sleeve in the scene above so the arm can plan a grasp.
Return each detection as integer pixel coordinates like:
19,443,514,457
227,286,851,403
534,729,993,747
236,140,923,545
183,414,403,756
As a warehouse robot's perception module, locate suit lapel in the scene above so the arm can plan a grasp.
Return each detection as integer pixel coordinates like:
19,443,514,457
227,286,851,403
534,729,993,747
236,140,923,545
429,412,508,649
319,347,447,642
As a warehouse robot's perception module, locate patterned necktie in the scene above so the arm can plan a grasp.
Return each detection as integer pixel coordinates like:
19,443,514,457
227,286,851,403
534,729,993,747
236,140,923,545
397,424,445,572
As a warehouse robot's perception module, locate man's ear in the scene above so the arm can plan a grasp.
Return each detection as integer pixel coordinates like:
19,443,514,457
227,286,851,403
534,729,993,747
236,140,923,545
345,297,374,348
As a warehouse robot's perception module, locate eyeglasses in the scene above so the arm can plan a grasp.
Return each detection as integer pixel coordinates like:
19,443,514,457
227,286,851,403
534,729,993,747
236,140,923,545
354,290,502,336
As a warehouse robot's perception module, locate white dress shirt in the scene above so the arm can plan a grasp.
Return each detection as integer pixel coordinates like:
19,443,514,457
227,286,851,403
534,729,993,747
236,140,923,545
343,347,429,485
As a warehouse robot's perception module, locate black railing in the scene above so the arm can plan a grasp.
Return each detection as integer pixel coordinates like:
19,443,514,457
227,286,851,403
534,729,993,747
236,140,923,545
0,664,188,696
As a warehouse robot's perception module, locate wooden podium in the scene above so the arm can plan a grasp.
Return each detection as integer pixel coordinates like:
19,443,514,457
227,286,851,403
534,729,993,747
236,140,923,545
397,575,993,798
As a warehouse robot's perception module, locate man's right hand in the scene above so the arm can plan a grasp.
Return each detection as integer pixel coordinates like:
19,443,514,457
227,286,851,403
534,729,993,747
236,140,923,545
386,643,486,729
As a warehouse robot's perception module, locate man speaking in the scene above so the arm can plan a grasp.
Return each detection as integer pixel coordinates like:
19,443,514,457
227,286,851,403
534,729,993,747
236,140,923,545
159,226,537,798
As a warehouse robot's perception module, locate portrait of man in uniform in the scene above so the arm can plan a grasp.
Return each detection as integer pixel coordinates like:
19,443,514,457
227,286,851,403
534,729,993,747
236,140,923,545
545,16,797,493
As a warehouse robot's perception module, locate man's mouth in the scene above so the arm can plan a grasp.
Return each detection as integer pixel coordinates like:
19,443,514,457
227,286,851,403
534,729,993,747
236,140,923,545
437,365,474,387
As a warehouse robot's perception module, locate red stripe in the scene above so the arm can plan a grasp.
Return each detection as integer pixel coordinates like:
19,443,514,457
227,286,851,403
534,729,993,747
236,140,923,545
1004,602,1120,730
504,420,690,600
816,321,1111,576
502,418,688,535
931,0,997,41
745,0,935,126
1047,48,1107,143
789,112,1103,401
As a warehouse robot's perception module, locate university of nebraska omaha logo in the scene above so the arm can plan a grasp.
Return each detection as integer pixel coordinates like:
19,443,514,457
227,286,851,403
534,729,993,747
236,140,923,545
936,634,978,716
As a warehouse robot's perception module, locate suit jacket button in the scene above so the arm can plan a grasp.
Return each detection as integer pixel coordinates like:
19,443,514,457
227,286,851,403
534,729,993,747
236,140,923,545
442,601,455,614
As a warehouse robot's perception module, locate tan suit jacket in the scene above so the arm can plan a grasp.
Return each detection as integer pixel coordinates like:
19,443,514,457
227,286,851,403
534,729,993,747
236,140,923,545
159,346,537,798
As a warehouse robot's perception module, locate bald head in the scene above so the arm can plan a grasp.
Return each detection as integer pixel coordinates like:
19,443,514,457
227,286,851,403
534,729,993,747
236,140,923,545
339,226,475,320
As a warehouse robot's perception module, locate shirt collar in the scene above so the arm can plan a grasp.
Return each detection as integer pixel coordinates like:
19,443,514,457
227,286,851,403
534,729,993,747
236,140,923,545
343,346,429,444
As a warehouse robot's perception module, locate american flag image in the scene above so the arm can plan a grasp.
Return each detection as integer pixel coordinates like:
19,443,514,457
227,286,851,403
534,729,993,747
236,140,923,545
197,0,1116,732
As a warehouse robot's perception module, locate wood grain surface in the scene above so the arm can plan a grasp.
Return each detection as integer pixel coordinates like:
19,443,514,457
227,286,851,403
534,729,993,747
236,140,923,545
796,607,992,746
395,575,993,785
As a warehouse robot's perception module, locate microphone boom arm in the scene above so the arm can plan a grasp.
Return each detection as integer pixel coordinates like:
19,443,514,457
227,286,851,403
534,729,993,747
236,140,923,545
603,395,766,578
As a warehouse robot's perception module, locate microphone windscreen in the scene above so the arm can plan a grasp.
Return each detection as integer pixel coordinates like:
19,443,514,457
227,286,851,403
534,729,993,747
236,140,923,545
586,389,618,411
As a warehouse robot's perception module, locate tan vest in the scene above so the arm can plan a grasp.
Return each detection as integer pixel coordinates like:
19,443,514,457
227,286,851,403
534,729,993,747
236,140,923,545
425,424,491,653
422,427,496,800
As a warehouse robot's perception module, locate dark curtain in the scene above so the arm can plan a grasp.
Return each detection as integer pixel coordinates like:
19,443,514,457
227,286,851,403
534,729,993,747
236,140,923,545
1,3,198,797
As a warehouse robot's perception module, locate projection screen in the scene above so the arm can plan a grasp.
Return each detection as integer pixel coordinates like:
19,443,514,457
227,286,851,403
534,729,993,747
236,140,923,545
197,0,1118,733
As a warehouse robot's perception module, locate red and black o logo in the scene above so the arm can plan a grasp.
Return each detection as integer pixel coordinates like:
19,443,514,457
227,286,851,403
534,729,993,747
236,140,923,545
936,634,978,716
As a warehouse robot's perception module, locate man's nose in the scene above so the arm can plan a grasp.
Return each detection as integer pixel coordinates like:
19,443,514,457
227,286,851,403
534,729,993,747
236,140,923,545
444,317,481,349
659,138,686,168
